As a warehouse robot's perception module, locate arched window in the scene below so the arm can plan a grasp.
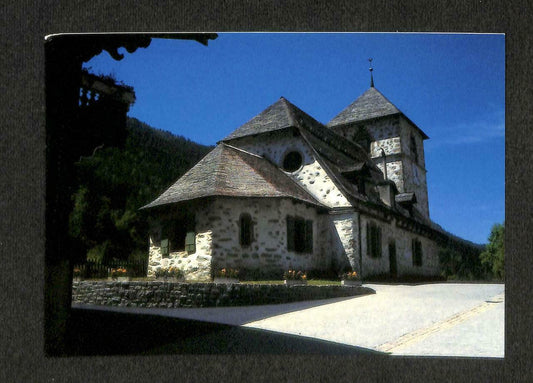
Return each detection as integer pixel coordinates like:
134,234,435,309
239,213,253,246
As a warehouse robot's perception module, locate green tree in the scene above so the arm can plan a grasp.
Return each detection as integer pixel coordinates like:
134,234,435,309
480,222,505,280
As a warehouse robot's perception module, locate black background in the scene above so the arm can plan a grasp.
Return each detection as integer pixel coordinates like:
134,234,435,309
1,1,530,382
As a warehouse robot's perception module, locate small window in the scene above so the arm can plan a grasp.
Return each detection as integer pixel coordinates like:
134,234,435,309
185,232,196,254
366,222,382,258
282,151,303,172
160,239,169,258
412,238,423,266
287,215,313,253
410,135,419,164
239,213,253,246
162,221,185,252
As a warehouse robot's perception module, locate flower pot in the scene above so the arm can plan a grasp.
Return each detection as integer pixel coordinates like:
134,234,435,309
341,280,361,286
73,276,82,282
214,277,239,284
284,279,307,286
117,276,131,282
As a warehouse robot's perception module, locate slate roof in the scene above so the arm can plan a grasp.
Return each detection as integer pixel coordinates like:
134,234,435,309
220,96,386,204
327,87,429,139
222,98,295,141
223,97,370,162
142,143,324,209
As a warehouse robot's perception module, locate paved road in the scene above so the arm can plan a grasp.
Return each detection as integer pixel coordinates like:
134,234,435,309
75,283,504,358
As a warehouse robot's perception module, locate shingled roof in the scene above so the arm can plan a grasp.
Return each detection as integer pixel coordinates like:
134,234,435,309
327,87,429,139
222,97,295,141
141,143,324,209
223,96,371,162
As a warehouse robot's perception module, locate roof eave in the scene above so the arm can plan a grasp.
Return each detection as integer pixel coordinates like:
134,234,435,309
141,194,326,211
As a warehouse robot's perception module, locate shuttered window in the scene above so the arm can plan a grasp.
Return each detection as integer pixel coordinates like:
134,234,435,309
305,220,313,253
160,238,169,258
287,216,313,253
240,213,253,247
411,135,419,164
412,238,423,266
287,216,295,251
185,232,196,254
366,222,382,258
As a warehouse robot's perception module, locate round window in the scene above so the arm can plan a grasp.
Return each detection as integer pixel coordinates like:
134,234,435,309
282,151,303,172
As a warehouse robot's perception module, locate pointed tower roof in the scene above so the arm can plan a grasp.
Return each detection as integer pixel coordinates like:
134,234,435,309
327,87,429,139
141,143,324,209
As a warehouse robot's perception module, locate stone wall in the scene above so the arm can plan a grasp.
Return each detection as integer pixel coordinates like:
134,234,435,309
72,281,375,308
359,214,441,277
333,115,400,146
147,205,212,282
375,160,404,192
332,115,430,219
399,116,430,218
206,197,326,276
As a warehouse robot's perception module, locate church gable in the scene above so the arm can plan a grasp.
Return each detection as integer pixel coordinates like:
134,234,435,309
226,129,354,209
221,96,381,209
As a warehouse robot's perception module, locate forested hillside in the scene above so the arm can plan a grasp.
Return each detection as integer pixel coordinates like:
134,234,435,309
68,117,213,264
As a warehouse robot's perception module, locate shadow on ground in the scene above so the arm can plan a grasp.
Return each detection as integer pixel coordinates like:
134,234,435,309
74,295,365,326
66,307,386,356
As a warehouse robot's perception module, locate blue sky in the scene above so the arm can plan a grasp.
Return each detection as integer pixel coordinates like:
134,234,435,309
84,33,505,244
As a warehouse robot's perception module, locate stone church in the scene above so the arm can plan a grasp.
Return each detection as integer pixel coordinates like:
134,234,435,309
143,81,451,281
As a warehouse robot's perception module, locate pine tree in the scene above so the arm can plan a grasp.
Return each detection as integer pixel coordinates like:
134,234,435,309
480,222,505,280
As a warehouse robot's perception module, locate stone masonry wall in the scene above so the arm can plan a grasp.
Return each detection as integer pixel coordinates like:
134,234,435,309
207,197,327,276
72,281,375,308
360,214,440,277
375,160,404,192
333,116,400,147
231,132,352,208
399,117,430,218
334,117,406,193
147,205,212,282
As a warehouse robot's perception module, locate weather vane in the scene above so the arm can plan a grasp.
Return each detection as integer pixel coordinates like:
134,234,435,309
369,58,375,87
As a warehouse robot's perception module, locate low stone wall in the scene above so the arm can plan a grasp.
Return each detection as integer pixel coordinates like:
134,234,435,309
72,281,375,308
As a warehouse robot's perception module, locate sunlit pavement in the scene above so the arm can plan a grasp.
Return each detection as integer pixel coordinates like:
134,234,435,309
75,283,504,358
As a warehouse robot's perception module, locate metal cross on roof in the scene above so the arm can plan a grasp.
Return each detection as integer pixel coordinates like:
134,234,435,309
369,58,375,87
